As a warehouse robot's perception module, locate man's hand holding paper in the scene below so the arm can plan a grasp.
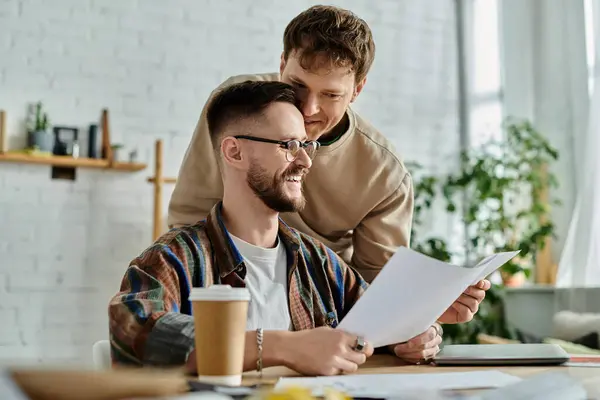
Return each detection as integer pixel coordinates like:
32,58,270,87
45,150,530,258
337,247,520,362
438,279,492,324
386,279,491,364
388,323,444,363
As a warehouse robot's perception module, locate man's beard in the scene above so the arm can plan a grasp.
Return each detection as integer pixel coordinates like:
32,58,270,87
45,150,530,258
246,161,306,213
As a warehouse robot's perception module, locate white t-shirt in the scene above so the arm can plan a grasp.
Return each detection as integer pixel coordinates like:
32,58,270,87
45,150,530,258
229,233,292,331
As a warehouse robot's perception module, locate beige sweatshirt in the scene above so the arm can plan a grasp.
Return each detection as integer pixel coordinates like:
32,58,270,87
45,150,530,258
167,72,414,283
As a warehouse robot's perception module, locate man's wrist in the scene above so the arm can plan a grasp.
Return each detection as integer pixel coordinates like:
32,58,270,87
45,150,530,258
262,330,293,368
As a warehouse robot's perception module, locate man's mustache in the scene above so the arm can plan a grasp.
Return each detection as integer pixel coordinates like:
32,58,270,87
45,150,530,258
283,166,309,177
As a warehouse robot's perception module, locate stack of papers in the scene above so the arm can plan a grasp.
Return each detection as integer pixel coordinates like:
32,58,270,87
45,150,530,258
275,371,521,398
275,370,590,399
477,371,588,400
337,247,520,347
566,355,600,367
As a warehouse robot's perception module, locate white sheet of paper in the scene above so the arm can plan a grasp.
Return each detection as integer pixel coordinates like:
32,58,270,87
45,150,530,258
275,371,521,397
478,371,588,400
565,362,600,367
337,247,520,347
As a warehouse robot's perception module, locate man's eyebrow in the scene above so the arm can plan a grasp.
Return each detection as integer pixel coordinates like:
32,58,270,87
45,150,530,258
288,75,307,85
280,133,308,141
289,75,345,95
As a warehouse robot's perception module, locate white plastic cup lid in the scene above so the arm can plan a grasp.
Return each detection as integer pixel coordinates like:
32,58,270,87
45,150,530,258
188,285,250,302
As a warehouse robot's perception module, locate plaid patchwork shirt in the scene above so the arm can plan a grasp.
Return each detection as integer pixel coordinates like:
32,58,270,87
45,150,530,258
109,202,369,366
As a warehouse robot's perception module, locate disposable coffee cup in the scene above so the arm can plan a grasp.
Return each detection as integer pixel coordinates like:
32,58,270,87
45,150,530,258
189,285,250,386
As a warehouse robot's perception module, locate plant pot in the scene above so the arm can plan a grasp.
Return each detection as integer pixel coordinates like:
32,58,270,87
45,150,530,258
28,130,54,153
501,270,527,287
111,148,122,162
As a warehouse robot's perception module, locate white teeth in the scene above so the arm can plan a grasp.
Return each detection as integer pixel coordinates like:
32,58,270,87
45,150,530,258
286,175,301,182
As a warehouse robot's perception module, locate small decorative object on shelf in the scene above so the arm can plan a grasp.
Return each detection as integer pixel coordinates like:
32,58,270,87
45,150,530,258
101,108,112,161
52,126,80,158
110,143,124,162
0,109,6,154
88,123,99,159
129,149,138,163
25,102,54,153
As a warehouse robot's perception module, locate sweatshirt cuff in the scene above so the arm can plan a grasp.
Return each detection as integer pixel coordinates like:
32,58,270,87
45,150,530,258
144,312,195,366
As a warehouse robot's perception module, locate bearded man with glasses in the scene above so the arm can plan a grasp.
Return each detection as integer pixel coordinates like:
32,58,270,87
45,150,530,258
108,81,445,375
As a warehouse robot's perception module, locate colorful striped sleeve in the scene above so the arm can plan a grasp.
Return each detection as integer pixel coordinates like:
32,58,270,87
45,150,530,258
108,243,195,367
323,245,369,320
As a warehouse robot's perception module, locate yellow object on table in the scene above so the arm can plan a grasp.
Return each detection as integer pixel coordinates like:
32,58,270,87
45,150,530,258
248,386,350,400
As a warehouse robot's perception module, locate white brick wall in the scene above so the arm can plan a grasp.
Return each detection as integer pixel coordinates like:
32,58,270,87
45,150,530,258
0,0,458,366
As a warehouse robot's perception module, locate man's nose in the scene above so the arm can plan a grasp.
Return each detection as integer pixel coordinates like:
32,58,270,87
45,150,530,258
295,147,313,170
301,93,320,117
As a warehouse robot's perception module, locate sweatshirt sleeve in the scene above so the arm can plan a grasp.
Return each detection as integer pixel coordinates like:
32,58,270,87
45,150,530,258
351,171,414,283
167,91,224,228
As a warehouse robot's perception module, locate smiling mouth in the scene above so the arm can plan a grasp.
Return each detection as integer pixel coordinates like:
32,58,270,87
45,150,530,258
285,175,302,183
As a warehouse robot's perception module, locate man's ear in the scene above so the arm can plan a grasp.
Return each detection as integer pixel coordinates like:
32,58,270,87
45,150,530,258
350,76,367,103
220,137,246,169
279,52,286,76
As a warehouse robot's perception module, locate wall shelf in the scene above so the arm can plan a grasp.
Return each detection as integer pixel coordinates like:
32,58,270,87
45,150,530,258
0,152,147,172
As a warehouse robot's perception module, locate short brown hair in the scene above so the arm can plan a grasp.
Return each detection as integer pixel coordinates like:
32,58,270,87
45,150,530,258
282,5,375,83
207,81,297,144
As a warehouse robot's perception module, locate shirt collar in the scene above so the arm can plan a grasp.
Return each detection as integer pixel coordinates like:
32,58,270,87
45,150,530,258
205,202,301,278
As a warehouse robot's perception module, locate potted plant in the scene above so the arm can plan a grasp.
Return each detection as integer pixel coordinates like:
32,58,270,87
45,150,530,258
443,117,560,283
25,102,54,153
110,143,124,162
408,117,561,344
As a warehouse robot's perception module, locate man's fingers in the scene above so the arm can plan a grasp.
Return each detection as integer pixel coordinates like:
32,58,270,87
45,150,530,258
422,345,441,359
394,345,440,361
333,355,360,374
455,293,480,314
395,332,443,354
449,301,474,323
414,326,437,344
364,342,375,357
463,286,486,302
404,326,438,347
345,335,375,357
394,323,444,355
417,334,442,350
478,279,492,290
344,347,368,366
399,346,440,361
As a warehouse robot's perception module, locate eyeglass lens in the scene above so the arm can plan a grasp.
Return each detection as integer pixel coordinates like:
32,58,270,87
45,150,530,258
286,140,318,161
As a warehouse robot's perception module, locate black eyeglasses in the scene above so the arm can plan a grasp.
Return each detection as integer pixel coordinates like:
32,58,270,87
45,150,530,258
233,135,320,161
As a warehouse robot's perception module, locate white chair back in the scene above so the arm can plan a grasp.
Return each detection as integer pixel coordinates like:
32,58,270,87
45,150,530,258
92,340,111,370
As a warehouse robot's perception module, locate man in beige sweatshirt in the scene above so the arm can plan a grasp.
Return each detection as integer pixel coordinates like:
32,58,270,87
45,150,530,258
169,5,490,324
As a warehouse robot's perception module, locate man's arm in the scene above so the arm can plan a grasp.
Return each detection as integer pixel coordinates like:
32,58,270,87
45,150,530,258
109,249,290,370
108,245,195,366
186,329,371,376
351,171,414,283
186,330,290,373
